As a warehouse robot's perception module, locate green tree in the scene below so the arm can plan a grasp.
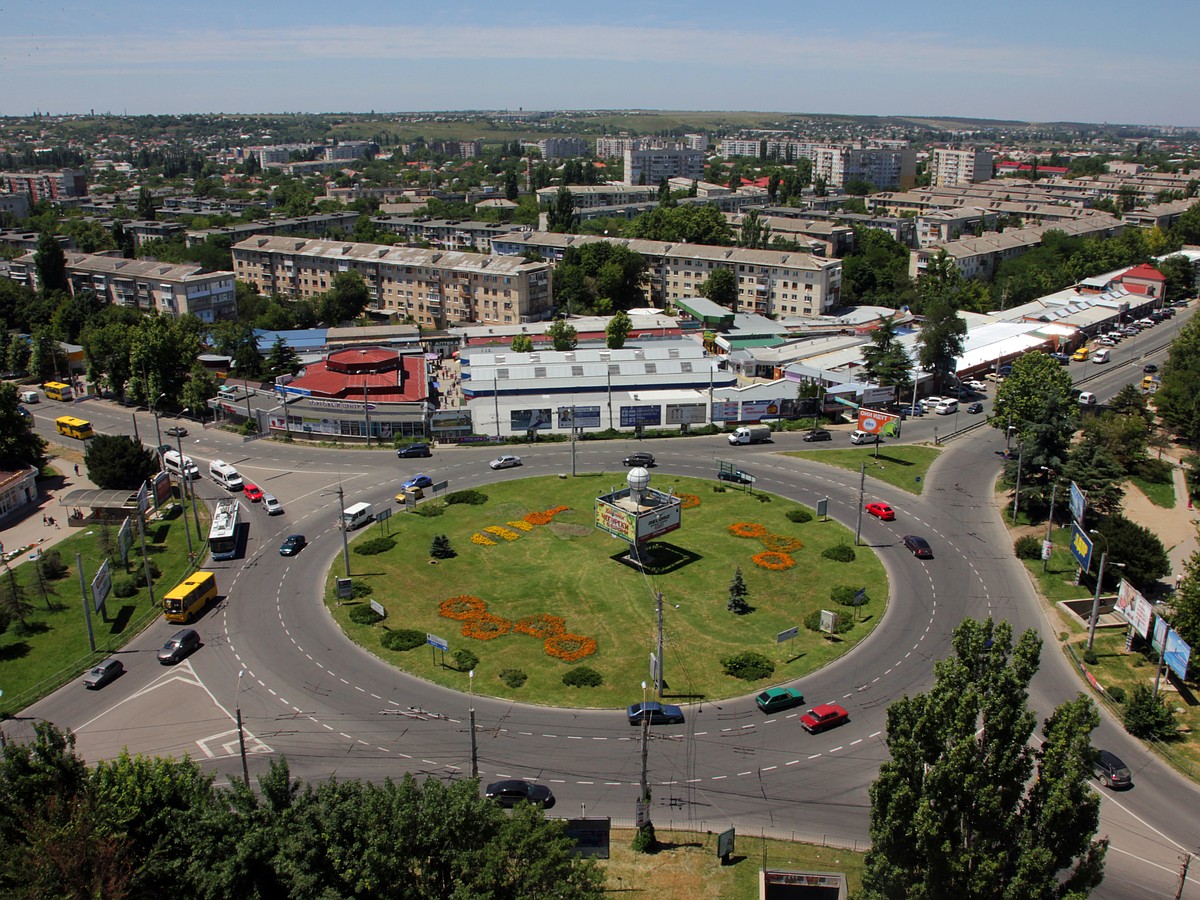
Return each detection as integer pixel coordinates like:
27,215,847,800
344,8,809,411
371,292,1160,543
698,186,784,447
864,618,1106,899
605,309,632,349
1156,315,1200,443
860,317,912,392
0,564,34,631
34,232,69,296
993,352,1076,434
28,327,64,382
727,567,751,614
626,205,731,245
318,270,371,324
84,435,158,490
504,170,520,202
510,333,534,353
1123,683,1176,740
126,314,204,406
1062,434,1126,519
737,210,771,249
0,384,43,469
699,266,738,309
135,187,156,220
1081,409,1149,474
181,363,219,418
1089,513,1170,590
547,318,578,351
264,336,301,378
546,186,576,233
840,227,917,308
914,300,966,390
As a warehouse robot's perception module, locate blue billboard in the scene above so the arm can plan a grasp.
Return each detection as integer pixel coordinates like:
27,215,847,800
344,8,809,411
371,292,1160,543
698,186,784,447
1069,523,1093,571
620,406,661,427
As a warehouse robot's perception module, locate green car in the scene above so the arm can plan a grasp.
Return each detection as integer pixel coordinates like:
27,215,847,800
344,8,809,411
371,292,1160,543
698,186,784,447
755,687,805,714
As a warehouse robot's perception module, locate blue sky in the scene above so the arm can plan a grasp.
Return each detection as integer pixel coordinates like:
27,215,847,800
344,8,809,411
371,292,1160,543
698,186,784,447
2,1,1198,126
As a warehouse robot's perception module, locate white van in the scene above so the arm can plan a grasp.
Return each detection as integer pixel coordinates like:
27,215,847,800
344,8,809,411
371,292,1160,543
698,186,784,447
342,501,374,530
162,449,199,480
1078,391,1098,406
19,390,39,404
934,399,958,415
850,429,881,445
209,459,244,490
1092,349,1110,364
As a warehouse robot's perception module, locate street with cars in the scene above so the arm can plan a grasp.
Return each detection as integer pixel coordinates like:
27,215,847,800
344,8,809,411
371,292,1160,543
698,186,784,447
11,307,1200,897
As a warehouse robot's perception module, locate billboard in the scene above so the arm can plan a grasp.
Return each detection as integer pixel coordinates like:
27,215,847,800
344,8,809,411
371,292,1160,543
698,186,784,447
857,408,901,438
740,400,783,421
594,499,637,542
711,400,740,422
1153,615,1169,653
430,409,473,432
1114,579,1140,624
619,405,661,427
1130,596,1154,639
665,403,707,425
1164,628,1192,681
116,517,133,565
1069,524,1093,571
90,559,111,613
558,406,602,429
511,408,553,431
1069,482,1087,524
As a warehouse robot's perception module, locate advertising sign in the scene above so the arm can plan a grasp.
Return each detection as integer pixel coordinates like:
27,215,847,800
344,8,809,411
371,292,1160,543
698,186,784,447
1069,481,1087,524
1153,615,1169,653
558,406,602,429
856,408,901,438
90,559,111,613
1130,596,1154,639
430,410,473,432
711,401,740,422
740,400,782,421
1164,628,1192,681
116,517,133,565
619,405,661,427
511,408,553,431
819,609,837,634
861,386,895,406
1069,523,1093,571
1114,579,1141,625
716,828,736,860
595,499,637,542
777,626,800,644
665,403,707,425
564,818,611,859
369,600,386,618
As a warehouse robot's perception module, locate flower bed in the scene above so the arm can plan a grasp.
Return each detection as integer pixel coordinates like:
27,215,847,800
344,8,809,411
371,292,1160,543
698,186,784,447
728,522,769,539
677,493,701,509
461,612,512,640
514,613,567,639
438,595,487,620
752,550,796,571
470,533,496,546
524,505,570,526
506,520,534,532
760,534,803,553
544,633,598,662
484,525,521,541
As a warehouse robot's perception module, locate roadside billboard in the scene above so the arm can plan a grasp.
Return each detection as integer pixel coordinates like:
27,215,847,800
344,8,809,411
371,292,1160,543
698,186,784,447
1164,628,1192,681
619,405,661,427
1069,524,1093,571
856,408,901,438
1069,482,1087,524
558,406,602,429
711,401,740,422
665,403,708,425
511,408,553,430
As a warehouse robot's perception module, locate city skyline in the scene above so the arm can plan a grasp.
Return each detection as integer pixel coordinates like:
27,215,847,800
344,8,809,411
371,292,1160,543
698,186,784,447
2,0,1199,128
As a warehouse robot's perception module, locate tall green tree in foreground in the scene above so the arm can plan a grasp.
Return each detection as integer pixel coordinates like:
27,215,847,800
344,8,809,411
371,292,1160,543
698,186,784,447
606,309,632,349
914,300,966,391
860,316,912,392
864,618,1106,899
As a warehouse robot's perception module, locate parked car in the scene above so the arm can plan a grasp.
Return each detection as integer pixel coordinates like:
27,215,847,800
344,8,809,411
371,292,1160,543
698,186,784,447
964,380,988,392
865,501,895,521
902,535,933,559
489,455,522,470
1093,750,1132,789
157,628,201,664
485,779,555,808
1096,338,1117,348
262,494,283,515
756,687,805,714
243,482,264,502
802,429,832,442
1048,352,1072,364
279,534,306,556
396,443,432,458
402,474,433,490
919,396,944,412
966,402,984,414
627,701,685,726
623,452,656,467
1078,391,1098,406
800,703,849,734
165,425,188,438
83,658,124,689
1143,363,1159,374
1136,318,1156,328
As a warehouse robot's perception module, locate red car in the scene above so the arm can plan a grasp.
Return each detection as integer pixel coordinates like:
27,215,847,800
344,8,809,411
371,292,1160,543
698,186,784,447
865,501,895,521
243,482,264,502
800,704,850,734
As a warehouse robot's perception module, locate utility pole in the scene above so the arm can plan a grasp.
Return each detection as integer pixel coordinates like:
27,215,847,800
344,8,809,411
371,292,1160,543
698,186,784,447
363,381,371,448
338,484,350,579
76,552,95,652
235,669,250,787
1173,852,1192,900
1011,442,1024,524
136,508,155,610
854,461,866,546
655,591,664,700
174,428,193,556
1042,471,1059,573
469,669,478,778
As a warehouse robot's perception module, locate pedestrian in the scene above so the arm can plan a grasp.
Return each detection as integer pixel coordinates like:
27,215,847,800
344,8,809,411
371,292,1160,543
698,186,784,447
42,514,47,526
48,516,56,528
74,464,79,476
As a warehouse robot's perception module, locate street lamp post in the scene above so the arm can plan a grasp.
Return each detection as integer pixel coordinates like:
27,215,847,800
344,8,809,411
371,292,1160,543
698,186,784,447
468,669,477,779
151,393,167,470
1011,442,1024,524
180,409,203,539
1086,530,1122,652
235,669,250,787
173,423,194,556
1042,468,1058,573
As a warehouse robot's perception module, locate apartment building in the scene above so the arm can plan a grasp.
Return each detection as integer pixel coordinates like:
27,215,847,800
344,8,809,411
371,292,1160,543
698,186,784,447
623,147,705,186
490,231,841,317
232,236,553,327
535,184,658,210
9,252,236,321
929,148,995,187
595,136,672,157
0,169,87,202
0,193,30,220
914,208,998,248
715,141,916,189
369,216,526,252
429,140,482,158
538,138,589,159
186,212,360,248
1121,198,1198,231
325,141,373,161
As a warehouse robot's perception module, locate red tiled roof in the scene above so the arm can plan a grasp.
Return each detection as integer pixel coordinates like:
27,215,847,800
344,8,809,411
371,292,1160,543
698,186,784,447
288,354,426,402
1120,263,1165,282
329,347,395,367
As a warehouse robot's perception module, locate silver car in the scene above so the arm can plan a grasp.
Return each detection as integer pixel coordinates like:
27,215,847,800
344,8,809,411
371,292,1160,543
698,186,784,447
489,455,523,470
83,658,124,689
261,494,283,515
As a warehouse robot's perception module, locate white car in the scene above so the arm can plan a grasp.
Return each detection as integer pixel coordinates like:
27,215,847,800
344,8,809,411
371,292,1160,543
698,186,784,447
262,494,284,515
920,396,944,411
489,455,523,470
964,380,987,392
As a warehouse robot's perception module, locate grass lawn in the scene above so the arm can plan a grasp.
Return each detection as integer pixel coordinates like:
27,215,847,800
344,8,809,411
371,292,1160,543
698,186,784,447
783,445,941,496
1127,476,1176,509
601,829,865,898
326,474,887,708
1018,526,1095,608
0,500,209,715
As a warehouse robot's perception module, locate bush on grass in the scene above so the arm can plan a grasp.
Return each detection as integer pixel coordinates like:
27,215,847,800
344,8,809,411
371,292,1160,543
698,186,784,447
452,648,479,672
349,604,383,625
786,508,813,524
445,489,488,506
499,668,527,688
112,579,137,598
720,651,775,681
354,537,396,556
822,544,856,563
38,550,68,580
1123,683,1177,740
804,609,854,635
411,504,445,518
381,628,425,652
562,666,603,688
134,559,161,587
1014,535,1042,560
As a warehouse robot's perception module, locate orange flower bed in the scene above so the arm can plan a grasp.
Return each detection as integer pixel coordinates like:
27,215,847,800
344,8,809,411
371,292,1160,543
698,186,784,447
544,633,598,662
752,550,796,571
524,505,571,526
461,612,512,640
728,522,769,539
760,534,803,553
438,595,487,620
677,493,701,509
514,614,567,639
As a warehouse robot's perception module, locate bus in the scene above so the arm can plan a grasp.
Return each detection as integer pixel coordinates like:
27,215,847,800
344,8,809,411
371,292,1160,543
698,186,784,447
208,498,241,560
162,571,217,624
42,381,74,401
55,415,94,440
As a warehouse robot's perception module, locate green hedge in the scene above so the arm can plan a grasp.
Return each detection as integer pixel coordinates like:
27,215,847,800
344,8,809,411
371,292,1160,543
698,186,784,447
822,545,856,563
720,651,775,681
803,609,854,635
354,537,397,556
349,604,383,625
562,666,603,688
381,628,425,652
786,508,813,524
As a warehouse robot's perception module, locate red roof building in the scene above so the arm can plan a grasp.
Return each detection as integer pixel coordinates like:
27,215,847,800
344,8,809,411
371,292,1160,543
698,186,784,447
285,347,427,403
1118,263,1167,298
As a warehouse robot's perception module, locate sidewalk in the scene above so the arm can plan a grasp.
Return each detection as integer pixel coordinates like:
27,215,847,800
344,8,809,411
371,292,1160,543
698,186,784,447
0,449,97,564
1119,453,1199,583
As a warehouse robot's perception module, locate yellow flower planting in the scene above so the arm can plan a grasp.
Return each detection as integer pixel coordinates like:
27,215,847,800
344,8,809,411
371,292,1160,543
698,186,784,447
484,525,521,541
471,533,496,546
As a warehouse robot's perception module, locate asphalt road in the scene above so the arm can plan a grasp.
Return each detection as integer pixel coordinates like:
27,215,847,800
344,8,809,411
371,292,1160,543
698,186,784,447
16,309,1200,896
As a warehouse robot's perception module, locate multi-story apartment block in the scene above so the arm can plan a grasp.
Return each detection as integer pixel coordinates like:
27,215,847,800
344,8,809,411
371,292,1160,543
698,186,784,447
490,232,841,317
914,208,998,248
623,147,705,186
538,138,589,159
683,133,708,151
429,140,482,158
186,212,360,248
325,141,373,161
1121,198,1198,231
8,252,237,321
370,216,526,252
715,141,915,189
0,193,30,220
232,236,553,327
0,169,87,202
929,148,995,187
535,184,658,210
595,136,671,157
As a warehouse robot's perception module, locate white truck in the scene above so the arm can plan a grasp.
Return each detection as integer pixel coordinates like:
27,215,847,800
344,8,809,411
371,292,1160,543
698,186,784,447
728,424,772,445
342,501,374,530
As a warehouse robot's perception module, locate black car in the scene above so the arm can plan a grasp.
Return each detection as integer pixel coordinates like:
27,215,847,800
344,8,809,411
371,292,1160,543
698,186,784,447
627,701,685,726
1093,749,1132,789
397,443,432,458
902,535,933,559
802,429,832,442
484,779,555,809
966,402,984,414
279,534,307,556
623,452,656,467
1143,363,1158,374
157,628,200,664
